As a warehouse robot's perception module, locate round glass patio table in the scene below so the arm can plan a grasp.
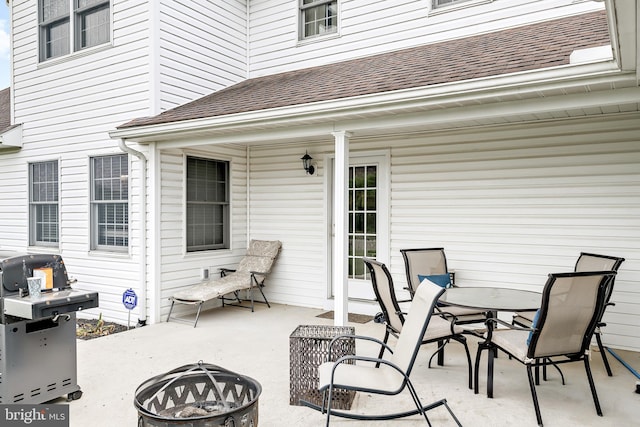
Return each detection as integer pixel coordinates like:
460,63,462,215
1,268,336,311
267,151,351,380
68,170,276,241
439,287,542,312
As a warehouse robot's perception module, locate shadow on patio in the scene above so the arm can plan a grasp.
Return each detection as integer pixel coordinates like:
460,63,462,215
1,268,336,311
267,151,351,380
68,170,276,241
70,303,638,426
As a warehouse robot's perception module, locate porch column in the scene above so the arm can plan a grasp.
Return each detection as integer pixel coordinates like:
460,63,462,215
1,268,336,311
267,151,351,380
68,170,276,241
332,131,351,326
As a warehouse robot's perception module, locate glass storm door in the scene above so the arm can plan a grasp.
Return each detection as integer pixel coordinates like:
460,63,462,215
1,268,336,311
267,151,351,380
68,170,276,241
330,154,389,301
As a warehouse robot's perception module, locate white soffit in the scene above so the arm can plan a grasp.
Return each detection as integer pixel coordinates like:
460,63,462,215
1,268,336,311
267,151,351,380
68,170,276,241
0,125,23,149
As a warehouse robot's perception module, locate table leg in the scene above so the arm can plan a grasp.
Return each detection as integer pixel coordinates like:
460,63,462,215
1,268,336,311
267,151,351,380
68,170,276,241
486,310,497,398
487,344,495,398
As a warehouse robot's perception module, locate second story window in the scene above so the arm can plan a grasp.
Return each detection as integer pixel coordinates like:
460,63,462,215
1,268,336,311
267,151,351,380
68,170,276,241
39,0,111,62
300,0,338,40
433,0,474,8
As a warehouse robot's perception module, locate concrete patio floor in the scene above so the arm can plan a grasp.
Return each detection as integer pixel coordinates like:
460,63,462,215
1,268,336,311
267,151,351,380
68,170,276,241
68,303,639,426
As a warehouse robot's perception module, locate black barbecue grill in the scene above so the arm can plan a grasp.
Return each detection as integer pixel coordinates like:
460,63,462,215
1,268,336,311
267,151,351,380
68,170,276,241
0,252,99,403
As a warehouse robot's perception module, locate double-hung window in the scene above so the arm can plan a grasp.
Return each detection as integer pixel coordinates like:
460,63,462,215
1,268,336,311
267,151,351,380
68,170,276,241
300,0,338,40
433,0,474,8
29,160,59,246
39,0,111,62
186,156,230,252
91,154,128,251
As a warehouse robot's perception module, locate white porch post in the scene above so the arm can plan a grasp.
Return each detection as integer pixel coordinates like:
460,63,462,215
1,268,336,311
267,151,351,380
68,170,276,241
332,131,350,326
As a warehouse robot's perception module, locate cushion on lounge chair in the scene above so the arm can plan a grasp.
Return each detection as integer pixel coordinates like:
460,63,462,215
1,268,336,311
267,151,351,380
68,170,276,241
171,272,254,303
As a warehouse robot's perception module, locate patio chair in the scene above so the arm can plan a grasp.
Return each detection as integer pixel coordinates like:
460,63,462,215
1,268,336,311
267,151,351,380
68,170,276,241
363,257,472,389
166,240,282,327
401,248,487,365
513,252,625,376
305,279,463,426
475,270,617,427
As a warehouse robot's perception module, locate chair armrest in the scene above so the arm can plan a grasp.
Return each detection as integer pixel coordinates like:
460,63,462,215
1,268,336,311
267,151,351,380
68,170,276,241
326,334,393,362
219,268,236,277
402,286,415,297
485,317,533,341
486,317,532,331
432,309,461,335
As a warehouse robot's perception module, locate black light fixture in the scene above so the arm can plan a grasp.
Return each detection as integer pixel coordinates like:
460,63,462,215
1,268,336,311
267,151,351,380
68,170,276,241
301,151,315,175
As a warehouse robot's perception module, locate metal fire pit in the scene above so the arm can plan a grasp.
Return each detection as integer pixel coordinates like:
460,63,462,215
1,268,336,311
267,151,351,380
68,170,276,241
135,362,261,427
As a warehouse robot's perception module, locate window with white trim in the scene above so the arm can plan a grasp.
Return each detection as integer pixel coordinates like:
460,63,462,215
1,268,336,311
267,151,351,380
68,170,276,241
433,0,473,8
39,0,111,62
186,156,230,252
90,154,129,250
300,0,338,40
29,160,59,246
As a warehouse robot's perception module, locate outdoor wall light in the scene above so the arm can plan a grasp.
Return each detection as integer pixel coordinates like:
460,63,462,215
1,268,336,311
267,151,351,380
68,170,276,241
301,151,315,175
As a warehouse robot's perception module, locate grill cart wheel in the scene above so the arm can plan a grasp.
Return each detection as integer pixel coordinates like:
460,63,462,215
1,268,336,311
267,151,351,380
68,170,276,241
67,390,83,401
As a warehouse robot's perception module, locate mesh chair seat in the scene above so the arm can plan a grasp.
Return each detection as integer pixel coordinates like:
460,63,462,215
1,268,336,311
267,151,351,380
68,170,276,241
318,361,406,394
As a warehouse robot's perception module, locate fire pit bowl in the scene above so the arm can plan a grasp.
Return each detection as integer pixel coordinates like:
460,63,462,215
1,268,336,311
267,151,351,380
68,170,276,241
135,362,261,427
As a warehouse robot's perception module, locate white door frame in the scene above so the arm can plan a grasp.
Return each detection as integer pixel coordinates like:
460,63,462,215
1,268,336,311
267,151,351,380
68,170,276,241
326,149,390,303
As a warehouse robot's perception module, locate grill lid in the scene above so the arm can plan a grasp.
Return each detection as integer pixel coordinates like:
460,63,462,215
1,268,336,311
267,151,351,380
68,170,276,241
0,253,69,294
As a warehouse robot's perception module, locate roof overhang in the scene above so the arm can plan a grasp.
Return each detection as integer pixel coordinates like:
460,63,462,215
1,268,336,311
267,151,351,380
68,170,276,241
109,4,639,147
110,59,637,147
0,124,23,150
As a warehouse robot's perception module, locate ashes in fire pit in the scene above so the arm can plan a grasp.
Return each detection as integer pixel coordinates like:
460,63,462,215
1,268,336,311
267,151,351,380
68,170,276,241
158,401,238,418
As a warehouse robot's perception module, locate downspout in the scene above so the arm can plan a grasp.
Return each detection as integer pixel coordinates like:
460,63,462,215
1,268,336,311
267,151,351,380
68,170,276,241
118,139,148,326
246,146,250,244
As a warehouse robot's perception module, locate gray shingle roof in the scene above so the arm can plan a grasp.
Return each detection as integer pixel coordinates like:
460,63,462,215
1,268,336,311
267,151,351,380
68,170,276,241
119,11,609,129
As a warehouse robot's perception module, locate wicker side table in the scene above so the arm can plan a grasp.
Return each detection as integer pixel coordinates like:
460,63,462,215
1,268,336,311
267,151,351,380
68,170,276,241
289,324,356,409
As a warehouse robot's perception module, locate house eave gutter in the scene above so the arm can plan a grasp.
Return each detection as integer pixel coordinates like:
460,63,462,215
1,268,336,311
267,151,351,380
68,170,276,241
0,124,23,149
109,60,624,142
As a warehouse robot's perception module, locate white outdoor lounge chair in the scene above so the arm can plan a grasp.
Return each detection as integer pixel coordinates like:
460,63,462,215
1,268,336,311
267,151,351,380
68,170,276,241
166,240,282,327
303,279,462,426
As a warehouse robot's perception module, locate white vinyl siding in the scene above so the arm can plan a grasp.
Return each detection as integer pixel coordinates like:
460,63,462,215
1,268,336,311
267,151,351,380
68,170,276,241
247,0,604,77
157,0,247,112
240,115,639,351
7,0,151,324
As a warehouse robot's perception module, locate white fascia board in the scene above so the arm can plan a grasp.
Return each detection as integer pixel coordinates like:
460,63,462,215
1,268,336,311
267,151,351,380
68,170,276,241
606,0,638,73
0,124,23,149
109,60,624,143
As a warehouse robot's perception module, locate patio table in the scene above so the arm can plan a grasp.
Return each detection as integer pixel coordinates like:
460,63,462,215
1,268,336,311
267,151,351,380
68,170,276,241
439,286,542,398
